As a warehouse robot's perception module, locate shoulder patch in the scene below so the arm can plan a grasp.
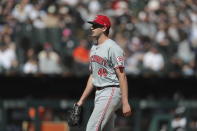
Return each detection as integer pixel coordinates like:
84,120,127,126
116,56,124,62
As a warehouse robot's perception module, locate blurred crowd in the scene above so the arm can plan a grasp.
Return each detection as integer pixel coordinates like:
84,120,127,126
0,0,197,77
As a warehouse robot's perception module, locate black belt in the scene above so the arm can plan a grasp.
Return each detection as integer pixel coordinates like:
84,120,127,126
94,85,119,90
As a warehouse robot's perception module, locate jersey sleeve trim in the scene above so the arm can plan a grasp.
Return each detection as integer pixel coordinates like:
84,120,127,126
114,65,125,69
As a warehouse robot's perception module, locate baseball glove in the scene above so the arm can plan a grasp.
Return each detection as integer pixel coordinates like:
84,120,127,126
67,103,83,126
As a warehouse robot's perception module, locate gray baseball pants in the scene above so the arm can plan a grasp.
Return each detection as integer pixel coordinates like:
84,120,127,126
86,87,121,131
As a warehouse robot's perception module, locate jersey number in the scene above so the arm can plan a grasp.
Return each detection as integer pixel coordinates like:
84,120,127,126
98,68,108,77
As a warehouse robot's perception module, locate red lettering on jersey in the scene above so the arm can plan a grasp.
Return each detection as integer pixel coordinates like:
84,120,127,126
90,55,107,66
98,68,108,77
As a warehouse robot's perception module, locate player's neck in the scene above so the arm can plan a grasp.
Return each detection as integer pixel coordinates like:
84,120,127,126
97,35,109,45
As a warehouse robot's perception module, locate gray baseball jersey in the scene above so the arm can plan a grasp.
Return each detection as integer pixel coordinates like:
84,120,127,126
89,39,125,87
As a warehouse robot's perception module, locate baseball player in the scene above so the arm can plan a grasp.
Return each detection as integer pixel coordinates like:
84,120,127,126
77,14,132,131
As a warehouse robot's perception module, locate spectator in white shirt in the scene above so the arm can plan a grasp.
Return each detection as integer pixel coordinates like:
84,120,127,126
12,0,33,23
23,48,38,74
143,46,165,72
23,57,38,74
0,43,17,71
171,106,187,131
38,43,63,74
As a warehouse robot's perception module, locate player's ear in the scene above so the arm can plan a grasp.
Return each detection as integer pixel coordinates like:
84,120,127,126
102,26,108,32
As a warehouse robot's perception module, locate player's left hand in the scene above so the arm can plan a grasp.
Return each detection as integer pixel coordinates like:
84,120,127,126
122,103,132,117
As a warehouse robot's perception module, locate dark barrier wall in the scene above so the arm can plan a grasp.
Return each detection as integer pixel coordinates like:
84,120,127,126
0,75,196,99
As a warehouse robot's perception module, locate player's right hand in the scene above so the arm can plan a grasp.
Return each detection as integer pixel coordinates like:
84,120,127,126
122,103,132,117
77,100,83,106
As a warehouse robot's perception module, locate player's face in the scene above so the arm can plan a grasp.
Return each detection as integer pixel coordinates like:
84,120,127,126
90,24,104,37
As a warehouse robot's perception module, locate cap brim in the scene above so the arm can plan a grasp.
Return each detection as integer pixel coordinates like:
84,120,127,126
87,21,97,24
87,21,105,27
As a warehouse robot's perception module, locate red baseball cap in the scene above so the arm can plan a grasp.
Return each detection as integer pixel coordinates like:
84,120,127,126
88,15,111,28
